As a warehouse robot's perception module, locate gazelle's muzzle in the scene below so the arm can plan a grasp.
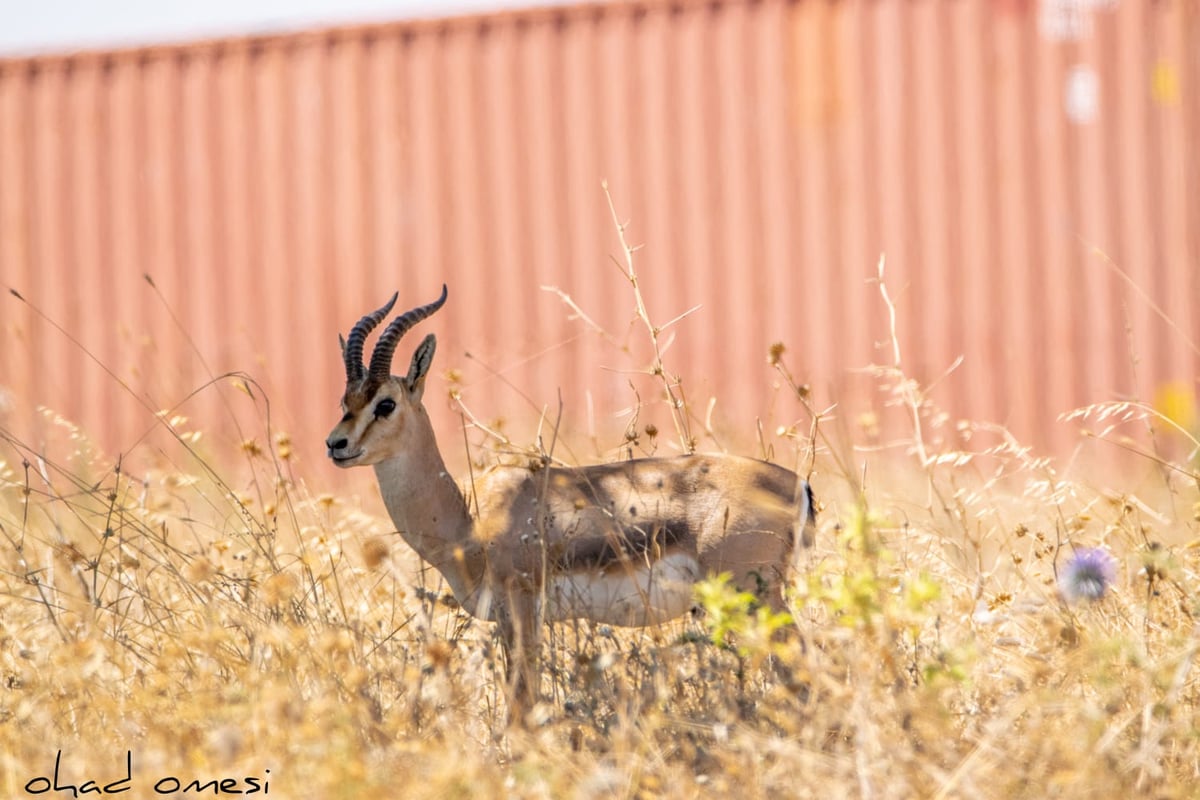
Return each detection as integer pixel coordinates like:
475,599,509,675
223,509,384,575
325,427,361,466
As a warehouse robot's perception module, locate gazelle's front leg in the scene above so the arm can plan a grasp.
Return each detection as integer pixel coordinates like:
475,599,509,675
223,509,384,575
496,587,542,720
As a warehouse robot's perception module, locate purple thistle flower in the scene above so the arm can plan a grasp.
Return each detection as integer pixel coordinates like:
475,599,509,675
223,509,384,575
1059,547,1117,603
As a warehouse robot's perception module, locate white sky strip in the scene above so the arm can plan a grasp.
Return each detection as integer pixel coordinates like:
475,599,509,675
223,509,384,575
0,0,562,56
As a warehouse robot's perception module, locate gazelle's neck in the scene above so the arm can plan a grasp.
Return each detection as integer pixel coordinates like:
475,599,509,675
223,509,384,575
372,415,482,604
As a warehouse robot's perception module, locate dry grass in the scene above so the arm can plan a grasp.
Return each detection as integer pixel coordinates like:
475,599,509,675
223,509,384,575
3,234,1200,798
4,402,1199,799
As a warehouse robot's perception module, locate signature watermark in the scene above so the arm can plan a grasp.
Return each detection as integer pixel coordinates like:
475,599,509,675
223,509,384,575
24,751,271,796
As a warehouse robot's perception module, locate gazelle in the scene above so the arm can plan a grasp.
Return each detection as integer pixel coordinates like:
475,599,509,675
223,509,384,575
326,287,816,708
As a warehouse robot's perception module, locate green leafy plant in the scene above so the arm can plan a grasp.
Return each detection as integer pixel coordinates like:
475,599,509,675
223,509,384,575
693,573,793,659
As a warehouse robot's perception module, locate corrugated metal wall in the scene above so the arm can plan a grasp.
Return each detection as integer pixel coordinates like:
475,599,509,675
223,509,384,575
1,0,1196,480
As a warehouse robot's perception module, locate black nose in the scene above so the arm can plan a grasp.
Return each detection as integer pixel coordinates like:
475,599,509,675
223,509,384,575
327,437,348,451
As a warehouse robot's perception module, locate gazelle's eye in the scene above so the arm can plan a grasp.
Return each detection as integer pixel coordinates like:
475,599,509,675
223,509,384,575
374,398,396,418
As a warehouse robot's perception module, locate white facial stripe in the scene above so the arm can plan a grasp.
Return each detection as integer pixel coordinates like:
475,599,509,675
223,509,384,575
335,387,399,459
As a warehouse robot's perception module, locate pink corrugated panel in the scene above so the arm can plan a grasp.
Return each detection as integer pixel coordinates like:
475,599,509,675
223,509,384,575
0,0,1196,482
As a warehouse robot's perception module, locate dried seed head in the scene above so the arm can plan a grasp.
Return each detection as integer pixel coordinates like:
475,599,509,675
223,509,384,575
426,640,453,671
361,538,390,570
262,571,299,607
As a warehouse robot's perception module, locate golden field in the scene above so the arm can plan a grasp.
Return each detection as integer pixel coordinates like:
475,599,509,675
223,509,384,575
2,256,1199,799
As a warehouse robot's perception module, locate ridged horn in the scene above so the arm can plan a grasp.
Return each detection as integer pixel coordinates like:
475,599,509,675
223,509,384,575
343,292,398,382
369,285,448,383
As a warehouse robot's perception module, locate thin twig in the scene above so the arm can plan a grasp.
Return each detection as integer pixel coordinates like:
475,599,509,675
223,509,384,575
602,180,695,454
874,254,929,468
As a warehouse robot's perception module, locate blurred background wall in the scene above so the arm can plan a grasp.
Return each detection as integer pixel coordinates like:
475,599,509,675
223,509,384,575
0,0,1196,481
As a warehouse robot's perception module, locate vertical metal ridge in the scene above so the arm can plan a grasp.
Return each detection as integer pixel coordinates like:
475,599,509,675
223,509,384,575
0,0,1195,474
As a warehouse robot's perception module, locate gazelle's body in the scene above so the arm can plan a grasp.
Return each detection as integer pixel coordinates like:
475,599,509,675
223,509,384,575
327,288,815,708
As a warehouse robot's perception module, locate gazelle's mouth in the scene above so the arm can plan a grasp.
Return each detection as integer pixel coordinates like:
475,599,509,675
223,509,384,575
329,451,363,466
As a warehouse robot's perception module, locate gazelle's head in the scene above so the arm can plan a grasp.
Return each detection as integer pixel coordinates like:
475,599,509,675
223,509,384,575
325,286,448,468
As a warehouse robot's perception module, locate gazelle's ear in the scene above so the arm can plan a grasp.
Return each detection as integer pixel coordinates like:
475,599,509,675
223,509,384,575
338,333,347,356
405,334,437,398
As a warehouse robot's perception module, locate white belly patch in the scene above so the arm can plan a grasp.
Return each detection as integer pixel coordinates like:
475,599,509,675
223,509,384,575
542,551,702,627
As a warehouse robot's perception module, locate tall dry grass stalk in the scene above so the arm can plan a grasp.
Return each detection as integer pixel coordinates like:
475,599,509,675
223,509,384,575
2,203,1199,798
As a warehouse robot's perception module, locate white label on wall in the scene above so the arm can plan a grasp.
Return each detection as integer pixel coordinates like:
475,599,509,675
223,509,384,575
1065,65,1100,124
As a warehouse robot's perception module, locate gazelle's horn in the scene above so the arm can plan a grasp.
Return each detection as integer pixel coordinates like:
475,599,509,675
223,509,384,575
368,285,448,383
343,292,398,382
